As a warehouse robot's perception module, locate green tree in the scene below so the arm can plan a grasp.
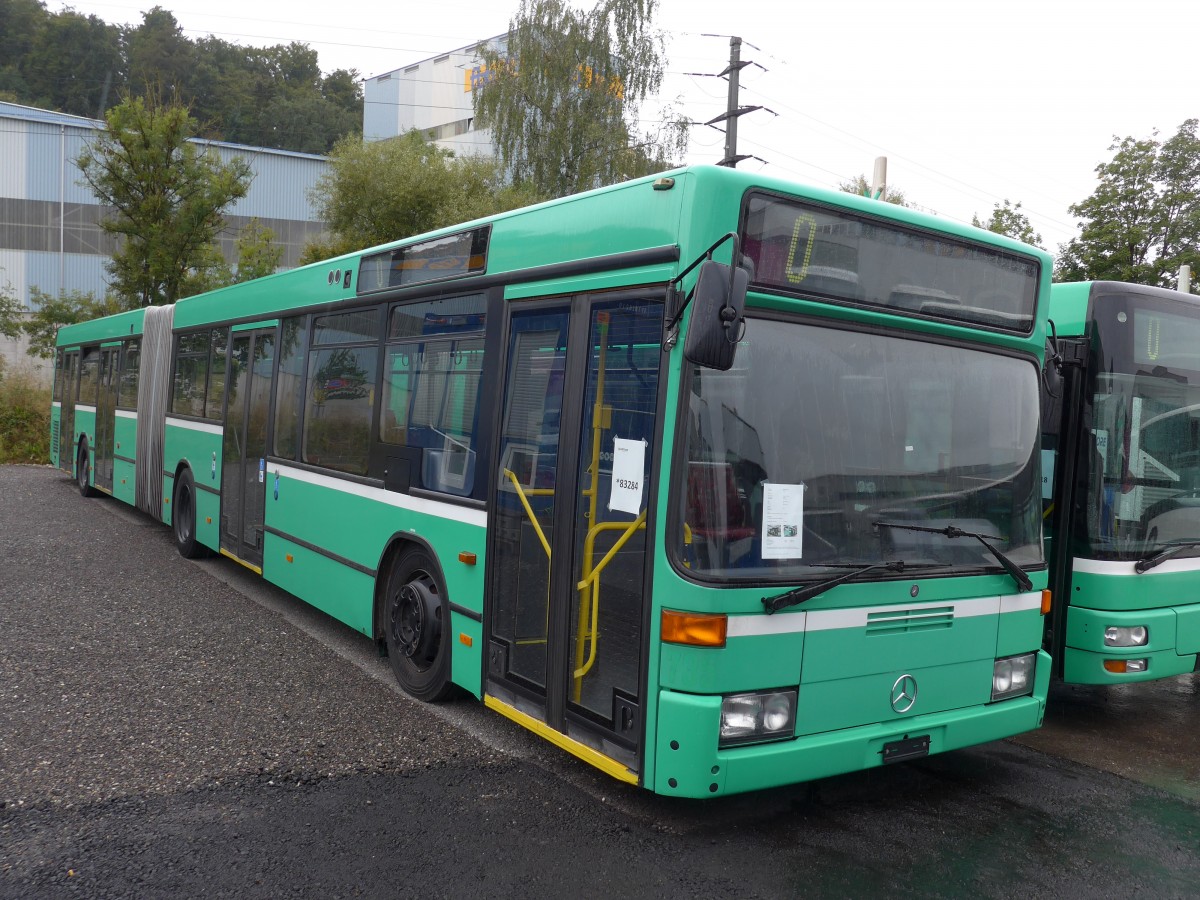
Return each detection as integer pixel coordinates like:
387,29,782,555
181,218,284,296
23,9,123,117
304,130,542,263
473,0,687,198
839,174,908,206
1057,120,1200,289
231,219,283,283
76,95,252,307
21,289,123,359
0,0,49,100
125,7,194,100
0,282,23,340
973,200,1044,249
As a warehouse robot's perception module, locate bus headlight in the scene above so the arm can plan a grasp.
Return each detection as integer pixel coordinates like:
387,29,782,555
719,689,797,748
1104,625,1148,647
991,653,1036,702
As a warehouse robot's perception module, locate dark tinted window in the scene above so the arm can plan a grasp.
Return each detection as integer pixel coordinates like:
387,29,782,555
359,228,489,293
381,296,487,496
118,340,140,408
273,317,306,460
78,348,99,405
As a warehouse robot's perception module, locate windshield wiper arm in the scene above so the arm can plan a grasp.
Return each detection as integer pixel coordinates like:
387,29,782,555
874,522,1033,592
762,561,907,614
1134,540,1200,574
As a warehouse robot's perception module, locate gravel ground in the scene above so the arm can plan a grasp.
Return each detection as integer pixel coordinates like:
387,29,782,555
0,465,503,812
2,464,1198,899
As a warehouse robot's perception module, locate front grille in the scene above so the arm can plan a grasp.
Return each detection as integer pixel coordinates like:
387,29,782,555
866,606,954,635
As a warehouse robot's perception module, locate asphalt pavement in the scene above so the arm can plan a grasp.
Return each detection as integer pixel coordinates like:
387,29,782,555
1,465,1197,898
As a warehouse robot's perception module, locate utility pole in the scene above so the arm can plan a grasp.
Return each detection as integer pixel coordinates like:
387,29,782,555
704,37,764,168
1180,264,1192,294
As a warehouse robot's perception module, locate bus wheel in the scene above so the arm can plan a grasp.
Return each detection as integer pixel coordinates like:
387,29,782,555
384,548,452,702
172,469,209,559
76,440,96,498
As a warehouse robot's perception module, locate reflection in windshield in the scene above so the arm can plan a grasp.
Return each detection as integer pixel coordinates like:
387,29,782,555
679,317,1042,580
1087,372,1200,559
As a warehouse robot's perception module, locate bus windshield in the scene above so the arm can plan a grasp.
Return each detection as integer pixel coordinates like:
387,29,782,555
679,316,1042,580
1084,303,1200,560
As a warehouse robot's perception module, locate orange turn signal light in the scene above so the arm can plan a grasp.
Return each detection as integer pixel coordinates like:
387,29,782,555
661,609,727,648
1041,589,1052,616
458,551,477,565
1104,659,1127,673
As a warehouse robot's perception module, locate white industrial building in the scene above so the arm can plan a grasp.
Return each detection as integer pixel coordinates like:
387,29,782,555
363,35,505,156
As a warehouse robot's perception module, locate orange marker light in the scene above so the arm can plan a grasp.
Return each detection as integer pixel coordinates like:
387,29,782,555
661,609,727,648
1041,589,1053,615
1104,659,1127,673
459,633,473,647
458,551,478,565
286,554,294,563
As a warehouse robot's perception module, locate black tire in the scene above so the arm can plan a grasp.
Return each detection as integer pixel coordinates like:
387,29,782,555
76,440,96,498
172,469,209,559
384,548,453,702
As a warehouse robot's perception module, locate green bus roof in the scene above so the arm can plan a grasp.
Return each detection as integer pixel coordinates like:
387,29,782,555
56,307,146,348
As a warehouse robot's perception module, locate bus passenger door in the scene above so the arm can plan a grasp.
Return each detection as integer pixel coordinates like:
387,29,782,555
485,295,665,776
220,328,276,568
59,350,79,474
94,347,118,492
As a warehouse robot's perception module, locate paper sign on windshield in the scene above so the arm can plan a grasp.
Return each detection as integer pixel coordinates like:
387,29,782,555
762,482,804,559
609,437,647,515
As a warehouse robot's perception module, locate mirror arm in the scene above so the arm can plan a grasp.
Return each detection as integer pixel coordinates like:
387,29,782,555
1047,318,1063,373
663,231,743,350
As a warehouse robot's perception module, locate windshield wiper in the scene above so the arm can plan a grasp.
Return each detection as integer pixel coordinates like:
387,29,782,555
1134,540,1200,574
762,561,908,614
873,522,1033,592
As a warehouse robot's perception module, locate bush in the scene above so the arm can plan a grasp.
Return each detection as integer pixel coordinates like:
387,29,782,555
0,368,51,463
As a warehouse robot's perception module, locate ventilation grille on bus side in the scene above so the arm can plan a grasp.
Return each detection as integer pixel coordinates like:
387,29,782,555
866,606,954,635
51,418,60,455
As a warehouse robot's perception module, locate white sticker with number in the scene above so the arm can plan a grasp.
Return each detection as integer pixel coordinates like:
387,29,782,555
609,437,647,515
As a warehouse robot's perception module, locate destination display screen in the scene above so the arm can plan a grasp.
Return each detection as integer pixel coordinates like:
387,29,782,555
739,193,1039,333
1134,306,1200,369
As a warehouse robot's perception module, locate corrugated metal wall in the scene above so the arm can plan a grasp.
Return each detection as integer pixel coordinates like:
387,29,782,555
0,102,331,310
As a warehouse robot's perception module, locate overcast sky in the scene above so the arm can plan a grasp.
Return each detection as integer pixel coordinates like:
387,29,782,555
46,0,1200,252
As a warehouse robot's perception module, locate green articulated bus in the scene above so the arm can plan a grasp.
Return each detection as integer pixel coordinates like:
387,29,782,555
1043,281,1200,684
52,165,1053,798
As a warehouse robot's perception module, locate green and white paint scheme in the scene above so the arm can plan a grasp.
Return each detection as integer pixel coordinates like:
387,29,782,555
1044,281,1200,684
53,165,1054,797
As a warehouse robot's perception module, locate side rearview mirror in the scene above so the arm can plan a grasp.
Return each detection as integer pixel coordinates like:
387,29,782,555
683,259,749,371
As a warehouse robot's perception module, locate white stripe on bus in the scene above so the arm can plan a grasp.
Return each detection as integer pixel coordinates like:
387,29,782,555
1072,556,1200,576
116,409,137,420
270,462,488,529
75,404,96,413
165,416,223,436
726,591,1041,637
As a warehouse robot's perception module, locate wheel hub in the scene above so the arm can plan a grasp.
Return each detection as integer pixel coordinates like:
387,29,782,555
391,577,440,663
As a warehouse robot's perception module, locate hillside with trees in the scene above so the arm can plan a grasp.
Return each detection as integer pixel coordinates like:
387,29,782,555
0,1,361,153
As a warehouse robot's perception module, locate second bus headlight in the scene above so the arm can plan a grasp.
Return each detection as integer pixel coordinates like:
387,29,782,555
719,689,797,748
1104,625,1148,647
991,653,1037,702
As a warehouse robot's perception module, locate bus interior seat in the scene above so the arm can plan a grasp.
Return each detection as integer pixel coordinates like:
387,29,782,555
687,461,757,544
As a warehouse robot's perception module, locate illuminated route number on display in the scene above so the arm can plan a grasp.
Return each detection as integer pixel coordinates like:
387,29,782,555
1145,315,1161,361
786,213,819,284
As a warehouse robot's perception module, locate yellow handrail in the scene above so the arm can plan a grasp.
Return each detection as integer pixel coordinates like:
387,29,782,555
503,468,552,561
573,509,647,698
